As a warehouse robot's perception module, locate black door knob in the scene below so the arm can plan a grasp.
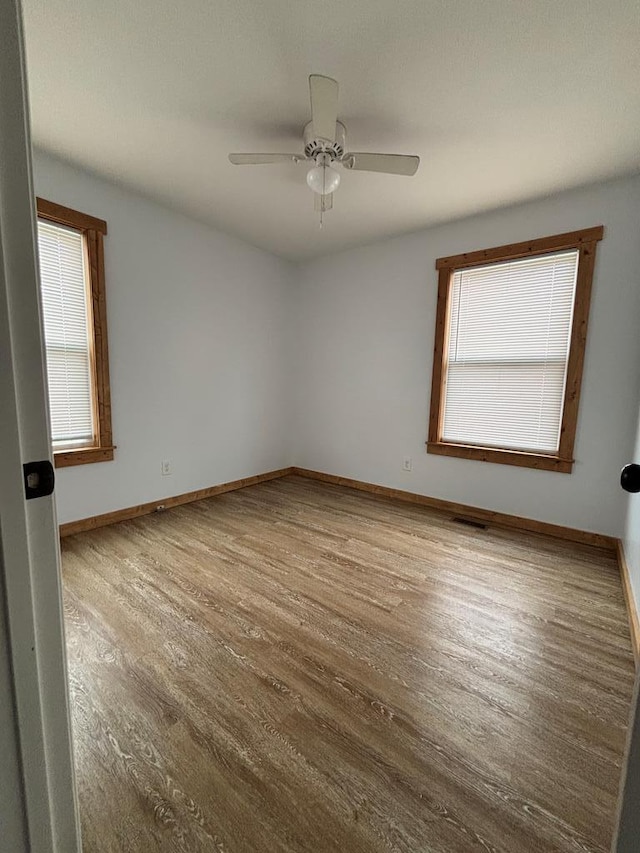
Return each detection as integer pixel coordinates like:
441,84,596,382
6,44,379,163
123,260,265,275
621,463,640,493
22,459,55,499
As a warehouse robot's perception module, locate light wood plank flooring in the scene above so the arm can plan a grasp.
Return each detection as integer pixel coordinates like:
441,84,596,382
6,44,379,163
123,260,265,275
61,475,636,852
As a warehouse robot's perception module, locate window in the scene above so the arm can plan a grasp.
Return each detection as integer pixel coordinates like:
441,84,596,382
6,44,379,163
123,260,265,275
427,227,603,473
36,198,114,467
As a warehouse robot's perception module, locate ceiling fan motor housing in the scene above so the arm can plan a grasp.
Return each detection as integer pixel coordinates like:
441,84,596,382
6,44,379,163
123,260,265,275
304,120,346,161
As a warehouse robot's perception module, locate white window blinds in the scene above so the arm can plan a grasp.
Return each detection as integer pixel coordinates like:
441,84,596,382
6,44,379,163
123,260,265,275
37,220,96,449
441,250,579,454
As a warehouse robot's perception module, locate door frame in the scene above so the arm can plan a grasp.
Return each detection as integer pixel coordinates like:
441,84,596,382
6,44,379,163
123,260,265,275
613,650,640,849
0,0,80,849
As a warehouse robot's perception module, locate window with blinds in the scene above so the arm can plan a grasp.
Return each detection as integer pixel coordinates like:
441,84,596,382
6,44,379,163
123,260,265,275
428,227,603,473
441,251,579,454
37,219,96,450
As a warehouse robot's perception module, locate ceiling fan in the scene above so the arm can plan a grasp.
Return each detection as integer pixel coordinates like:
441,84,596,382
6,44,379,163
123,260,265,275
229,75,420,220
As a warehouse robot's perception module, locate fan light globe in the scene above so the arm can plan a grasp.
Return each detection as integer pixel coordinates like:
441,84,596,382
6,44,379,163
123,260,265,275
306,163,341,195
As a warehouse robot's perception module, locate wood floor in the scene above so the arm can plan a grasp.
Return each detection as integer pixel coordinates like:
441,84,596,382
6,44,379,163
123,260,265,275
61,475,636,853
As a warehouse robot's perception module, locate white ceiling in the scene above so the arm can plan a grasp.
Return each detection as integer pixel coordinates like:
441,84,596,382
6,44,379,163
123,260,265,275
23,0,640,260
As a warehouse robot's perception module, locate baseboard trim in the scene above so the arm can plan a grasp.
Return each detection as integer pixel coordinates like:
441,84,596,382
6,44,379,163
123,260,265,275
291,467,617,551
59,467,294,537
616,540,640,665
61,463,618,552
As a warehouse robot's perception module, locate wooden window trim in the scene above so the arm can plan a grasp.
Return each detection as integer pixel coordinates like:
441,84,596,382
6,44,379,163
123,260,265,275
427,226,604,473
36,197,114,468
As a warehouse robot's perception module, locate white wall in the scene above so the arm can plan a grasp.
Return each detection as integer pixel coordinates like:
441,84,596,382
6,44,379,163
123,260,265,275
33,152,640,543
33,150,294,525
293,175,640,538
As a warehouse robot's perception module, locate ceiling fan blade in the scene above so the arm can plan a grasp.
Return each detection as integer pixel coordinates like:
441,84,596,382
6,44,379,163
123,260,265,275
314,192,333,213
228,153,304,165
343,153,420,176
309,75,338,143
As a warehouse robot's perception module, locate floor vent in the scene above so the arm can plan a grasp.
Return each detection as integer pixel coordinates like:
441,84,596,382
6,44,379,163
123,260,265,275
451,516,488,530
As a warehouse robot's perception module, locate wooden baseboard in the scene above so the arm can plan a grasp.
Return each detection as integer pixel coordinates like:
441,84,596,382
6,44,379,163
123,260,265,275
291,467,617,551
616,540,640,665
61,463,618,552
59,468,294,537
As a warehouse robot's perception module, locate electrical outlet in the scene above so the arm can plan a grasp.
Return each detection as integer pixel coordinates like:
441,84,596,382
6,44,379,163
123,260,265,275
161,459,172,476
402,456,412,472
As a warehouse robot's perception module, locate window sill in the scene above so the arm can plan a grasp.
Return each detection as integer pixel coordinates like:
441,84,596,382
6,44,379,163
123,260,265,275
54,446,115,468
426,441,573,473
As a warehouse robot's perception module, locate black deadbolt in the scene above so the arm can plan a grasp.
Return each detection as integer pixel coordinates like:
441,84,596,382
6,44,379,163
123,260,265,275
621,463,640,493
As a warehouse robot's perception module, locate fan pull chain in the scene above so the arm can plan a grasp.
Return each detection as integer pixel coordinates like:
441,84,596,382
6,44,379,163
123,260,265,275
319,160,326,228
